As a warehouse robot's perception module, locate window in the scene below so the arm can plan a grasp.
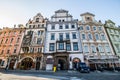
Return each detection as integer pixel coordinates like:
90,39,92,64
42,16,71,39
82,34,86,40
36,18,39,22
38,48,42,53
14,48,17,53
93,26,96,31
51,33,55,40
38,25,40,28
95,33,99,40
7,50,10,54
19,31,22,34
42,24,44,27
59,20,61,22
86,26,90,30
65,25,69,29
105,44,111,53
30,48,34,53
91,45,96,53
16,38,20,43
1,61,5,66
38,31,40,35
10,38,13,43
59,43,64,50
88,33,92,40
66,33,70,40
8,31,11,35
98,27,102,31
80,26,83,30
73,42,78,51
101,34,106,40
1,39,3,44
83,45,89,53
5,39,8,43
37,38,42,44
62,20,65,22
66,43,71,51
14,31,16,35
33,25,35,28
71,25,75,28
41,31,43,35
59,25,63,29
98,45,104,53
49,43,55,51
29,25,31,28
72,33,77,39
51,25,55,29
59,33,63,41
1,50,4,54
4,32,6,36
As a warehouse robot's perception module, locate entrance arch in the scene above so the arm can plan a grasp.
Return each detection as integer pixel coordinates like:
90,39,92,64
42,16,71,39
72,58,81,70
57,58,67,70
20,57,33,70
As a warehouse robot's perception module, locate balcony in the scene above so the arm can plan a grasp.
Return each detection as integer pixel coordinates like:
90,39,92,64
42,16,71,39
56,38,70,43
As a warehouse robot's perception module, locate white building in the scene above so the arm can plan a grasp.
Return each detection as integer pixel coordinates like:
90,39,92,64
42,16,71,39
44,9,83,70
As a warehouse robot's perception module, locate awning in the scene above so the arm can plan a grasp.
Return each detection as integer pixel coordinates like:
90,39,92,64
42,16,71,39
88,59,120,64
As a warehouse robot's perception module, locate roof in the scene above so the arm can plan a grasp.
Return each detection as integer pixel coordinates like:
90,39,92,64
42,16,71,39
55,9,68,13
80,12,95,16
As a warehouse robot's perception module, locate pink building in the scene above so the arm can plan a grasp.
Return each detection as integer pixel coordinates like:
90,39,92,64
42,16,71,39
0,25,25,69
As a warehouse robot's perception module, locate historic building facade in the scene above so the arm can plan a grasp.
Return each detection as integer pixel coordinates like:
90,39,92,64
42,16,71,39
78,12,118,69
0,25,25,69
104,20,120,62
18,13,46,70
44,9,83,70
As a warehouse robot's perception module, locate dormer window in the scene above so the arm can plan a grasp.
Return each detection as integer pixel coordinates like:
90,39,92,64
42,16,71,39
36,18,39,22
59,20,61,22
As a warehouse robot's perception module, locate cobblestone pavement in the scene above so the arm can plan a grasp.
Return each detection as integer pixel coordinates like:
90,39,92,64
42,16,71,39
0,70,120,80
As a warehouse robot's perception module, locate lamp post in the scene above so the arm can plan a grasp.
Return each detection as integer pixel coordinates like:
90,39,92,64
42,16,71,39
5,54,10,70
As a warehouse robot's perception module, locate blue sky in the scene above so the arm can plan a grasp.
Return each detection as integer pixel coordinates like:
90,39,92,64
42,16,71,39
0,0,120,28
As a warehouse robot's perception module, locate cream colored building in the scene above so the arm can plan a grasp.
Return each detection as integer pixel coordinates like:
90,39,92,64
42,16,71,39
78,12,118,69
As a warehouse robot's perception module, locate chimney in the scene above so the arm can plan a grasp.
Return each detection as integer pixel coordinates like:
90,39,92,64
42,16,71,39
14,24,16,28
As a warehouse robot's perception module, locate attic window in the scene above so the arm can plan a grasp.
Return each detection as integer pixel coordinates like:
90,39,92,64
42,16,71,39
87,17,90,20
36,18,39,22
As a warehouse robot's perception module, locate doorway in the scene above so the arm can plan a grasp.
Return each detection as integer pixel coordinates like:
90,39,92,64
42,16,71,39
73,58,81,70
9,59,16,70
58,59,66,70
36,62,40,70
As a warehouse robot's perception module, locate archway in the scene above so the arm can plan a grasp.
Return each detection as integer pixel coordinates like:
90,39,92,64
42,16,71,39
72,58,81,70
20,57,33,70
58,59,67,70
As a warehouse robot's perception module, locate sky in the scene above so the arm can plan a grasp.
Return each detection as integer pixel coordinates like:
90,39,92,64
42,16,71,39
0,0,120,28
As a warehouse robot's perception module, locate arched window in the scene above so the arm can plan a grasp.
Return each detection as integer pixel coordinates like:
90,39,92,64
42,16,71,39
91,45,96,53
36,18,39,22
93,26,96,31
101,33,106,40
88,33,92,40
83,44,89,53
95,33,99,40
86,26,90,30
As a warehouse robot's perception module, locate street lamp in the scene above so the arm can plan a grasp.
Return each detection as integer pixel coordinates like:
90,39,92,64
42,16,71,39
5,54,10,70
